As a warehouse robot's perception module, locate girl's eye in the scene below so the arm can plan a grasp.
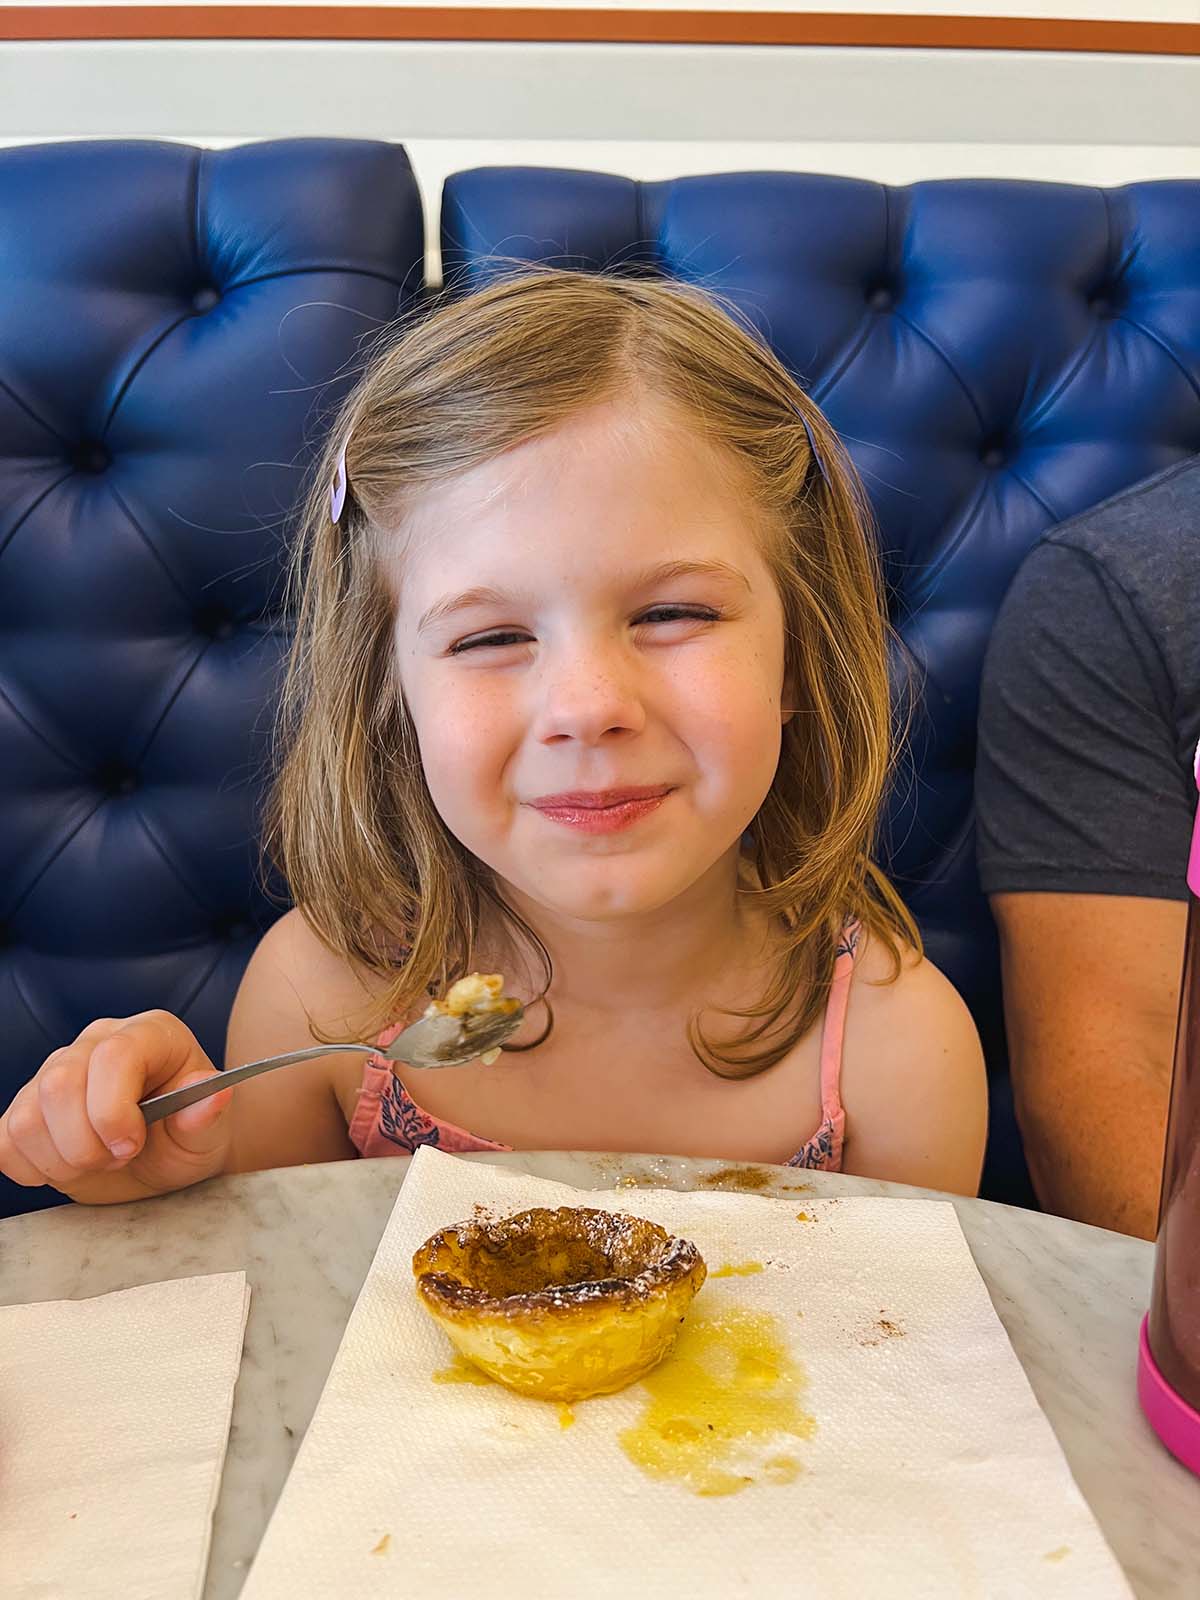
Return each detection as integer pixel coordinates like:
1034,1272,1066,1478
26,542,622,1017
447,606,720,654
635,605,721,627
448,630,532,656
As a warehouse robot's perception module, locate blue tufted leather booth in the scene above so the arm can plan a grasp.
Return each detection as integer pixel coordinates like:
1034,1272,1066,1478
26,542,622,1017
0,138,425,1214
4,145,1198,1215
442,167,1200,1203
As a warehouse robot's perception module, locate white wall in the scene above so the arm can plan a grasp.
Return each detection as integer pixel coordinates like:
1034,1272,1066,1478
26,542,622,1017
3,40,1195,143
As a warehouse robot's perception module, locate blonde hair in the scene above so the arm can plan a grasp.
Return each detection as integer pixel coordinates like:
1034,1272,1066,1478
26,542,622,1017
266,269,919,1076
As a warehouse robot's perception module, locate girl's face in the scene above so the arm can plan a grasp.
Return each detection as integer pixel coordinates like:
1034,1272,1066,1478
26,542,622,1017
392,397,789,923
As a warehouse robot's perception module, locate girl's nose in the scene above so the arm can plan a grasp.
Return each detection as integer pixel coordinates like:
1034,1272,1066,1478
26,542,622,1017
531,644,647,747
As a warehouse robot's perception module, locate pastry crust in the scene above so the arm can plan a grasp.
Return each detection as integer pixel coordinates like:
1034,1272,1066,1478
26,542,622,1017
413,1206,707,1400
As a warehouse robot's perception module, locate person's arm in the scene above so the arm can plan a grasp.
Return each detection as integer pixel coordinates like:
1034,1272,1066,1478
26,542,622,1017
977,538,1191,1235
993,892,1181,1238
839,940,988,1196
223,907,387,1174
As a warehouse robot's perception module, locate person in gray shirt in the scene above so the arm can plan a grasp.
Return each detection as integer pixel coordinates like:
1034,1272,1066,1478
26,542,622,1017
977,457,1200,1237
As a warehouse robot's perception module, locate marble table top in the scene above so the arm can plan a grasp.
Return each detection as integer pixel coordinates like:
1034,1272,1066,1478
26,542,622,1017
2,1151,1197,1598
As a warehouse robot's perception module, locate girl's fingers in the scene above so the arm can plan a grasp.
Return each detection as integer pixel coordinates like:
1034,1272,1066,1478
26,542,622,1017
38,1049,116,1171
0,1103,51,1187
85,1029,156,1157
1,1081,83,1187
86,1011,214,1156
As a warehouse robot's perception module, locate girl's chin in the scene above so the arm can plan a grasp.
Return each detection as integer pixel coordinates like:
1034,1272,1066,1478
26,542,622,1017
468,830,747,923
503,868,717,924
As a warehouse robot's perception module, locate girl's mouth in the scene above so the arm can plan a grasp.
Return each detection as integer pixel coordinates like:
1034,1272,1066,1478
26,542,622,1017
527,787,673,835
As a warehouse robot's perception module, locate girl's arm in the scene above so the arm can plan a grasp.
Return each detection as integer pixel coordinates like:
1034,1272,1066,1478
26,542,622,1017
224,908,387,1174
839,938,988,1197
0,908,376,1204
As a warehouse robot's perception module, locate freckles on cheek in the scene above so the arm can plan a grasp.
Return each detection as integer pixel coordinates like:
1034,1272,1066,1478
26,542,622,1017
410,674,511,786
682,645,781,722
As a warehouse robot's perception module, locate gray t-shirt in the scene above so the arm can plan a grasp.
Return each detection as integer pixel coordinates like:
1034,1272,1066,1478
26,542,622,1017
977,457,1200,902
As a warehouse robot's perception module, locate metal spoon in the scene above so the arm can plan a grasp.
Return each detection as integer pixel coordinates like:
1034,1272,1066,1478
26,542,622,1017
136,1003,525,1126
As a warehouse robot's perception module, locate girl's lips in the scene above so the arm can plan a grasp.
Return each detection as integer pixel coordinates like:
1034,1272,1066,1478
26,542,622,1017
528,787,673,835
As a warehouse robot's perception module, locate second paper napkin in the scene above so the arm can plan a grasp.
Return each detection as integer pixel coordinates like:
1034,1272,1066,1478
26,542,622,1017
0,1270,249,1600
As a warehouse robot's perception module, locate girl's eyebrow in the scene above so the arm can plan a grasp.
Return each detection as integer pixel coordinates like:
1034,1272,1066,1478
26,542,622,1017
633,559,751,592
416,586,511,635
416,561,750,635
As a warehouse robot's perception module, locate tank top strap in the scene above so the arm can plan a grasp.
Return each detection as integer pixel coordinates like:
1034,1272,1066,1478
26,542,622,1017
818,916,861,1124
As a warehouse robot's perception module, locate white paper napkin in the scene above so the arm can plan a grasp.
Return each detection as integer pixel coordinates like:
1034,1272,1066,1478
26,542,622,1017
244,1148,1133,1599
0,1270,250,1600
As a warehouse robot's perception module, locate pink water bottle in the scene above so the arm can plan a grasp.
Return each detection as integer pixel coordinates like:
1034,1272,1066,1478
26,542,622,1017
1138,741,1200,1475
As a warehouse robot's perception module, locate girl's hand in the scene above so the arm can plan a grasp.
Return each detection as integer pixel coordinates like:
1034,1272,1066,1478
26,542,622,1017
0,1012,233,1205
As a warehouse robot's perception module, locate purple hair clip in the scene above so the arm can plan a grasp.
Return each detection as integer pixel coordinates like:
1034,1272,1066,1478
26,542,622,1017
330,439,348,524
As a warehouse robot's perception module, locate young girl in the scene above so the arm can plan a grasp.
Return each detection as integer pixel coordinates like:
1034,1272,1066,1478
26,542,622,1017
0,271,986,1207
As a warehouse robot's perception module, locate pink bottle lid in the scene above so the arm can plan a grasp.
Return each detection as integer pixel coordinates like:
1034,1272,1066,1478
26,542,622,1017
1138,1317,1200,1475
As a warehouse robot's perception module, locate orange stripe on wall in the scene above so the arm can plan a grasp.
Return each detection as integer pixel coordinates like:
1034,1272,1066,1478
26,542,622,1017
0,8,1196,55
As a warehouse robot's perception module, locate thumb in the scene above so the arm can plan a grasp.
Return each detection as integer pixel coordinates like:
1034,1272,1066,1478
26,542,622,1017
160,1073,234,1155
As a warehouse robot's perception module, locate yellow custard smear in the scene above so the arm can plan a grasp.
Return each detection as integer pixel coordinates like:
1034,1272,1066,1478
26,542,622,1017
432,1355,493,1387
710,1261,765,1279
619,1304,814,1496
433,1362,571,1429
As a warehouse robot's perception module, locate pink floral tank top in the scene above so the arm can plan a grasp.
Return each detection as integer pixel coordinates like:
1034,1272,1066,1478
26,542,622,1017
348,919,860,1171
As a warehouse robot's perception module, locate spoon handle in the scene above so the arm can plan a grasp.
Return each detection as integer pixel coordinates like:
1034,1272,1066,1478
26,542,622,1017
137,1043,371,1125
